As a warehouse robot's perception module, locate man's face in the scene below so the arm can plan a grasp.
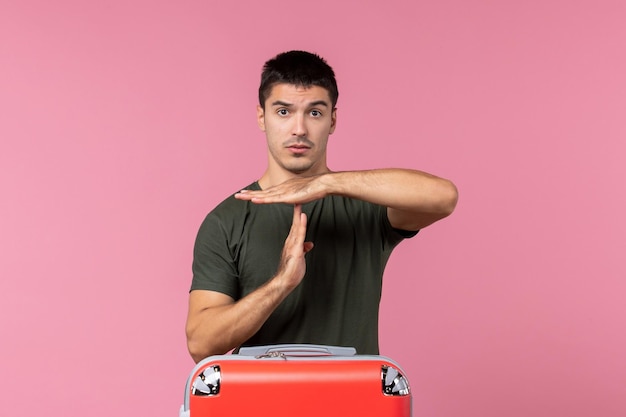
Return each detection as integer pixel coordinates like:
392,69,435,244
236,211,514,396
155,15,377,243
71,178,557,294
257,83,337,178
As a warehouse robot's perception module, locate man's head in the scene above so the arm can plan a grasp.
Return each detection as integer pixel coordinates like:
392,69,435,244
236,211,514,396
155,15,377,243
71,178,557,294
258,50,339,110
256,51,338,185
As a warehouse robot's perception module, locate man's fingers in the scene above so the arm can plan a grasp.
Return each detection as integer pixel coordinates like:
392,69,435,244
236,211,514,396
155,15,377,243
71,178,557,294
234,176,320,205
276,204,314,288
297,209,314,253
287,205,313,253
293,204,303,227
286,204,304,243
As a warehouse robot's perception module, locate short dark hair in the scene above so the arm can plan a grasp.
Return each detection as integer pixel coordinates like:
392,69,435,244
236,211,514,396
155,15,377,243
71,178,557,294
258,50,339,109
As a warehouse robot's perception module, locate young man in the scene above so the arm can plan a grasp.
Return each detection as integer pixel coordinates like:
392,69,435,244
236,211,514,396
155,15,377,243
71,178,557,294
186,50,458,363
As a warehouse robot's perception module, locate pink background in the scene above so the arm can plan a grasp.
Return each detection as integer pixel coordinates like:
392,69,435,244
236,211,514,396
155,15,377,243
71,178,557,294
1,1,625,416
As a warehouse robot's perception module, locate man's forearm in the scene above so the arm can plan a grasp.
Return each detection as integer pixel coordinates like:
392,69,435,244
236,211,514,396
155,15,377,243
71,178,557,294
318,169,458,230
186,277,294,362
320,169,456,212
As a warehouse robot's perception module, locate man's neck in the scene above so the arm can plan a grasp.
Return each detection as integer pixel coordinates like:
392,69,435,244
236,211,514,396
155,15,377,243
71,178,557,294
258,167,331,190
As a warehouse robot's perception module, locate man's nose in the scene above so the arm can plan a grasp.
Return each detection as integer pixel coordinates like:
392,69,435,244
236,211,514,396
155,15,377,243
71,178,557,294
292,114,307,137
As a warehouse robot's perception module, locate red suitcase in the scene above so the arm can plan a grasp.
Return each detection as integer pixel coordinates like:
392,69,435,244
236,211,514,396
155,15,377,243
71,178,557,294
179,344,412,417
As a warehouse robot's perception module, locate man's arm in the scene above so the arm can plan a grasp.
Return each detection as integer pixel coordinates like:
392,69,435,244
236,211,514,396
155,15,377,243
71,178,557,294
185,205,314,362
235,169,458,231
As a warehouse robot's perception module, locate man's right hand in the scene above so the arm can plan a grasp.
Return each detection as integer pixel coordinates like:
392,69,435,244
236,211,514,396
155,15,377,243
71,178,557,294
275,204,315,290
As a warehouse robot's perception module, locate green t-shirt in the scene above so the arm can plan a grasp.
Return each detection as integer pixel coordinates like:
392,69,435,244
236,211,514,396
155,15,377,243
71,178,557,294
191,182,415,354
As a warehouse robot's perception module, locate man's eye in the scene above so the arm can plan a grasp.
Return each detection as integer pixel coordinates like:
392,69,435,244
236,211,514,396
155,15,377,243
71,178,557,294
310,110,322,117
277,109,289,116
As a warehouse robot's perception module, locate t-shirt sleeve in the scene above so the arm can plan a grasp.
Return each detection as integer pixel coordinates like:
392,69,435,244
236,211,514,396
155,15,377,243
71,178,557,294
190,212,240,298
378,204,419,249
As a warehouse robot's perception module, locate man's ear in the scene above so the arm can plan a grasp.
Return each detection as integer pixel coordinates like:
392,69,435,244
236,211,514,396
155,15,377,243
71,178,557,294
329,107,337,134
256,105,266,131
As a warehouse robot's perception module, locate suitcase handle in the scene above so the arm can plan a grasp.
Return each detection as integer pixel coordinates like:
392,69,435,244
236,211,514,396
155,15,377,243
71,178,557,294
238,344,357,357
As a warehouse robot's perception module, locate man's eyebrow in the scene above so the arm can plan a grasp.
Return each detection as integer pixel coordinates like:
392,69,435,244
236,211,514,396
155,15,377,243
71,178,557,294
270,100,330,107
271,100,293,107
308,100,330,107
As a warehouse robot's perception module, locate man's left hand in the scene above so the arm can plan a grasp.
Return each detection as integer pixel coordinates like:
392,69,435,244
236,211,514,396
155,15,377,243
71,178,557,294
234,175,328,205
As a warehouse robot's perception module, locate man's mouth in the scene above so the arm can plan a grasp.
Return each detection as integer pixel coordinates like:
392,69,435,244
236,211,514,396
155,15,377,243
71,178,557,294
287,145,310,154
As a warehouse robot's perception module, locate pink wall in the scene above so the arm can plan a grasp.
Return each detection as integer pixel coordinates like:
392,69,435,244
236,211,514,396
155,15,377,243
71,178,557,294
1,1,625,416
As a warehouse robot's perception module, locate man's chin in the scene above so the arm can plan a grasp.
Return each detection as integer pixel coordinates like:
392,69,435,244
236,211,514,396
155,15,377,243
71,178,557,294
285,163,315,175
